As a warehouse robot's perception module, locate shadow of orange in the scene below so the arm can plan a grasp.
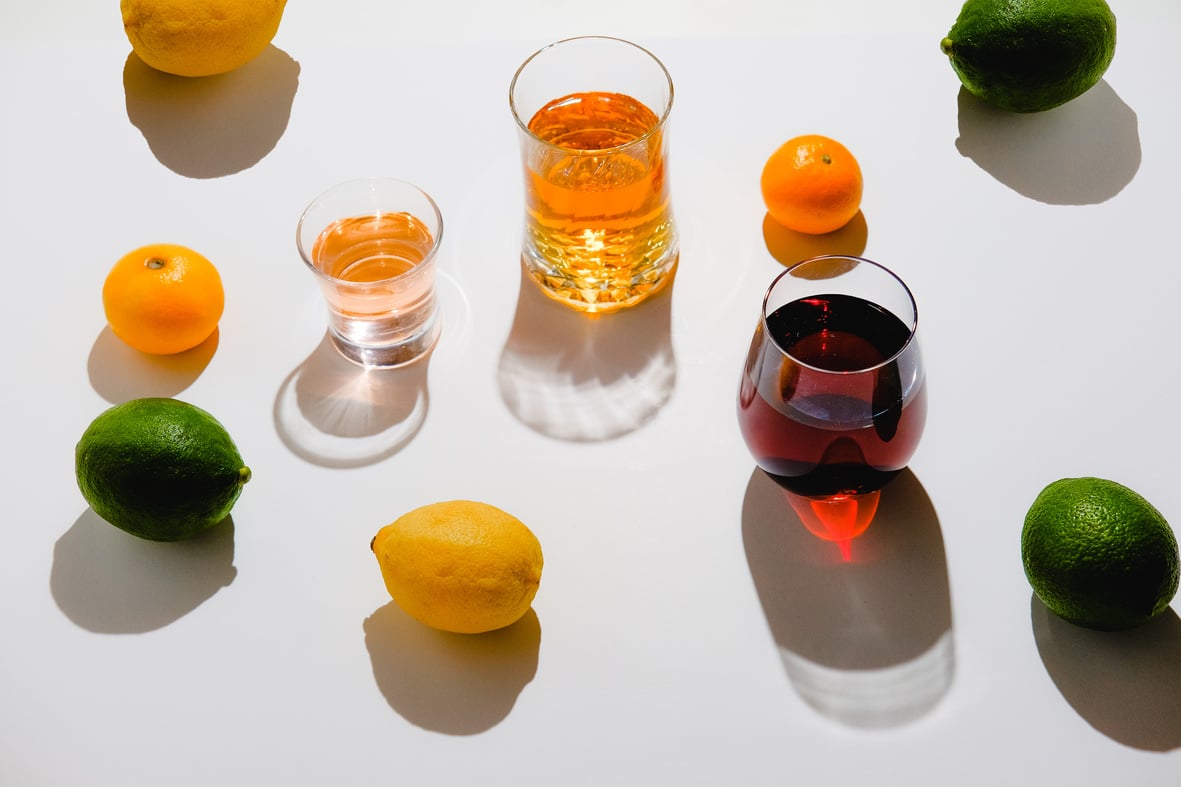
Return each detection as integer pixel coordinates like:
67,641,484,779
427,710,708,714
364,603,540,735
762,211,868,267
88,326,218,403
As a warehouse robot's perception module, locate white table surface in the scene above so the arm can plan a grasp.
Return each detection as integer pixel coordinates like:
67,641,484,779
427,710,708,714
3,2,1180,785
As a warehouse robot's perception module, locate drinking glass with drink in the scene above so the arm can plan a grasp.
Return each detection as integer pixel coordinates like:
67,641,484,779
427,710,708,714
510,36,679,313
297,178,443,369
737,256,927,554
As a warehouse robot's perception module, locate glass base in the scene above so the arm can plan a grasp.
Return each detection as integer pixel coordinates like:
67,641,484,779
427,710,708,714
327,320,441,369
520,248,679,314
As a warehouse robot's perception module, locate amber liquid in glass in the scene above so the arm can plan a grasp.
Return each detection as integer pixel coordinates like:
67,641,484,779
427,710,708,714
523,90,676,309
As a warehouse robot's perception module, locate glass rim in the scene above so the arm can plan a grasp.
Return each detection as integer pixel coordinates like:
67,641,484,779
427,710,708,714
508,35,675,155
761,255,920,375
296,177,444,288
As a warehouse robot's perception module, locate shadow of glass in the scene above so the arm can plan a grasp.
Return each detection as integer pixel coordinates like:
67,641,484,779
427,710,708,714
274,333,430,467
50,508,236,634
1031,595,1181,751
762,211,868,267
88,326,218,403
741,467,954,728
497,262,676,442
955,80,1140,204
124,45,300,179
363,602,541,735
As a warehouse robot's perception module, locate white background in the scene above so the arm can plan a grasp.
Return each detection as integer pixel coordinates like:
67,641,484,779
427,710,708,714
2,1,1179,785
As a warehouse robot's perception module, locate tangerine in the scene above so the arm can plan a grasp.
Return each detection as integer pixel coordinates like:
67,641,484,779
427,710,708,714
761,134,864,235
103,243,224,355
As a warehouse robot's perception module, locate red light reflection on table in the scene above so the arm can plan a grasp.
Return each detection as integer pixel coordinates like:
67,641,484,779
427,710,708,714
784,490,880,561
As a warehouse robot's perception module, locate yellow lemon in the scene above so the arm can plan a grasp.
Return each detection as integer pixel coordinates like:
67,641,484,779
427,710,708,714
121,0,288,78
371,501,544,635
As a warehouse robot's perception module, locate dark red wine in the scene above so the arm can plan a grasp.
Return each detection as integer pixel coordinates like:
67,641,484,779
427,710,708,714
737,293,926,497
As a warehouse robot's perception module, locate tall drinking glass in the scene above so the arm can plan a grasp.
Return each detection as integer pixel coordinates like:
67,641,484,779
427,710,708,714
737,256,927,552
510,36,678,313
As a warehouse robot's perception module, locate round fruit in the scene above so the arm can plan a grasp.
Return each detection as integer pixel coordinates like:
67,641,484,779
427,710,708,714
371,500,543,635
1022,477,1179,631
941,0,1117,113
76,398,251,542
760,134,863,235
121,0,288,78
103,243,224,355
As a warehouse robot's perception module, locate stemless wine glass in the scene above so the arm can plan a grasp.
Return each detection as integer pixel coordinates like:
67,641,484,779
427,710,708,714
737,256,926,551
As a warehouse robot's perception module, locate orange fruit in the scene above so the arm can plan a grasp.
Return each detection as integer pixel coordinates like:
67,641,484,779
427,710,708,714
761,134,864,235
103,244,224,355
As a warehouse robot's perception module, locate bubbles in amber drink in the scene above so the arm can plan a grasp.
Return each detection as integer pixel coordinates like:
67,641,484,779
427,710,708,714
512,37,679,313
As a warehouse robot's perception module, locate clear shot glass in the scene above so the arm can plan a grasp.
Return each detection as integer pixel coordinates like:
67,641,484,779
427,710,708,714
297,178,443,368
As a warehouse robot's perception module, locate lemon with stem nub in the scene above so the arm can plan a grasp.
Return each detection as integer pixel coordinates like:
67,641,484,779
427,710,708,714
121,0,288,77
372,501,544,634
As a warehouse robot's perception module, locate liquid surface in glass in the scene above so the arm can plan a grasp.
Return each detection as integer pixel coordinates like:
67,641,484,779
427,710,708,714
312,212,434,283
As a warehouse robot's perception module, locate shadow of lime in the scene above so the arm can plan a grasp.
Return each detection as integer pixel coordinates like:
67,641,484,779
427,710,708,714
51,508,236,634
88,326,218,403
364,603,541,735
1031,594,1181,751
124,45,300,179
955,80,1140,205
762,211,868,268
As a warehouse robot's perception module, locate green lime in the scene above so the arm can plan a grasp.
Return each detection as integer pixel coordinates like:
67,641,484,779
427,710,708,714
940,0,1117,113
76,397,251,542
1022,477,1179,630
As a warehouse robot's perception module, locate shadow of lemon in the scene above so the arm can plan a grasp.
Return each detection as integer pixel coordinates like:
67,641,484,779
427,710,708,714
364,603,541,735
124,45,300,178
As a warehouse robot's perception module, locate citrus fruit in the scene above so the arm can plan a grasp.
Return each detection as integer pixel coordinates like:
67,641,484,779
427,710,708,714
1022,477,1179,630
76,397,251,542
121,0,288,78
940,0,1117,113
103,243,224,355
760,134,863,235
371,500,544,635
